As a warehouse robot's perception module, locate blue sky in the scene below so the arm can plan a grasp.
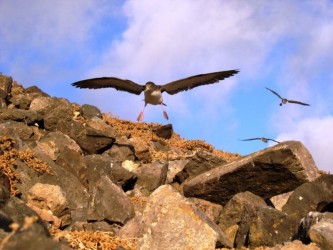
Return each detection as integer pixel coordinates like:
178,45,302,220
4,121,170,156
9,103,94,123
1,0,333,173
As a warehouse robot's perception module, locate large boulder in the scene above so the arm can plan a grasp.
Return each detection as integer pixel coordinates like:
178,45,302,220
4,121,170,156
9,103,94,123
183,141,320,205
87,176,135,225
218,191,298,248
282,174,333,220
136,185,232,249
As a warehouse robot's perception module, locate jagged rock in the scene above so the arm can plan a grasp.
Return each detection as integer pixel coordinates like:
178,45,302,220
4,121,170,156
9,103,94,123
0,121,38,145
188,197,223,224
80,104,102,119
110,161,137,191
1,196,50,236
137,185,232,249
0,108,42,126
84,154,137,191
42,98,115,154
85,117,116,138
270,191,293,211
129,137,151,162
218,191,298,248
25,85,49,97
9,93,32,110
0,200,65,250
87,176,134,224
134,161,168,194
0,74,12,99
27,147,89,221
295,211,333,244
36,131,83,161
29,96,66,116
27,183,71,228
309,219,333,249
183,141,320,205
104,142,136,162
175,150,227,183
153,123,173,139
166,159,190,183
282,174,333,221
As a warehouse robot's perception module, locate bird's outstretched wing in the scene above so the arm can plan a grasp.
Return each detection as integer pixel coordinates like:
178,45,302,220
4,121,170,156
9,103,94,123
287,100,310,106
268,139,280,143
161,70,239,95
71,77,145,95
265,87,283,99
240,138,262,141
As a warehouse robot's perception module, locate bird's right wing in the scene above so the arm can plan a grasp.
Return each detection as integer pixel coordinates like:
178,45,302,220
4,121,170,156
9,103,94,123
266,87,283,99
161,70,239,95
287,100,310,106
71,77,145,95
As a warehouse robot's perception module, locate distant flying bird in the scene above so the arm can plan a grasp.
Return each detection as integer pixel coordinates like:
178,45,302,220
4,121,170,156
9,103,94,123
71,70,239,121
265,87,310,106
240,137,280,143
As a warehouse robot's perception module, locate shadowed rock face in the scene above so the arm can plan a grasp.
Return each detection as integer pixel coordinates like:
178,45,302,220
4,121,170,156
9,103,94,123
183,141,320,205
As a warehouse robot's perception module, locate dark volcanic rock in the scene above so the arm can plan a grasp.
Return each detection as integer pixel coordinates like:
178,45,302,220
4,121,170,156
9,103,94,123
80,104,102,119
282,174,333,221
183,141,320,205
0,108,42,125
218,191,298,248
295,211,333,244
134,161,168,194
175,150,227,183
153,124,173,139
87,176,135,224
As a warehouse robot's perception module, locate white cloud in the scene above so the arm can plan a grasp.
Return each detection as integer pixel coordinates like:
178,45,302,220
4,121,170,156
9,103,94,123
276,116,333,173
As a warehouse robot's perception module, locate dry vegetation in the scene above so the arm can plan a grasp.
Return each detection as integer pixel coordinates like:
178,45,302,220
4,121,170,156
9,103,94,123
60,231,137,250
0,135,52,195
102,113,241,162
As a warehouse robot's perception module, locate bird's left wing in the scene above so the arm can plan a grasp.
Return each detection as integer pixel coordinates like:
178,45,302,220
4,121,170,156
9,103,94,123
71,77,145,95
287,100,310,106
160,70,239,95
240,138,261,141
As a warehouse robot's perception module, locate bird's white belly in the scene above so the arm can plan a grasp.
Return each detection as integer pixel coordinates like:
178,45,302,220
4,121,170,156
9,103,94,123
145,90,163,105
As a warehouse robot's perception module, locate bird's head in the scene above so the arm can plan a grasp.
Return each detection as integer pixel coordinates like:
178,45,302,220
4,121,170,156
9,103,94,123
145,82,156,91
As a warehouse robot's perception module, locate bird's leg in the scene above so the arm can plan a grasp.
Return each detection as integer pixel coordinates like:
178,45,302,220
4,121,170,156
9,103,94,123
137,104,147,122
161,104,169,120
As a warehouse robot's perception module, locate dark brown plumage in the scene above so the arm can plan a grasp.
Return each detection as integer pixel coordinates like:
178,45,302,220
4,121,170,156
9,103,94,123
72,69,239,121
266,87,310,106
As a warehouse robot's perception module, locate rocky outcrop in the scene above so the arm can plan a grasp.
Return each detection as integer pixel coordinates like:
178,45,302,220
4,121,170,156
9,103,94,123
183,141,320,205
0,73,330,249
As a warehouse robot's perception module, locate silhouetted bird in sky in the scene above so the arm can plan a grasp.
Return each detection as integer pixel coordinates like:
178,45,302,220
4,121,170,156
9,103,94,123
240,137,280,143
266,87,310,106
72,70,239,121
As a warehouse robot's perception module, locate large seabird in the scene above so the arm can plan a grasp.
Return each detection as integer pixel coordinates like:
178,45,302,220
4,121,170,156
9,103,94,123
72,69,239,121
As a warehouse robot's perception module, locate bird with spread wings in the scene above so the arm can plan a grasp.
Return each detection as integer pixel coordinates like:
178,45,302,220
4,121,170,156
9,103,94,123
266,87,310,106
72,69,239,121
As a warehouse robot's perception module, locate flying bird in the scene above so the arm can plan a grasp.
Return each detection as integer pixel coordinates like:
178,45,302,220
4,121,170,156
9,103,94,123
240,137,280,143
266,87,310,106
71,69,239,121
